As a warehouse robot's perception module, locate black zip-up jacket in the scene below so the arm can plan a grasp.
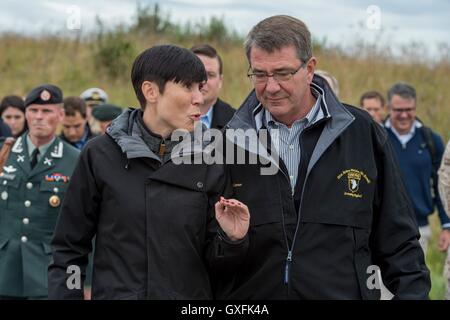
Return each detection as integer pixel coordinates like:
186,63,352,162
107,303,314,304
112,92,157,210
216,75,430,299
210,98,235,130
48,109,248,299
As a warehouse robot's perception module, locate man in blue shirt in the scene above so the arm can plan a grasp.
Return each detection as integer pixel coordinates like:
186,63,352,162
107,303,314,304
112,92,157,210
60,97,96,150
384,82,450,299
191,44,235,130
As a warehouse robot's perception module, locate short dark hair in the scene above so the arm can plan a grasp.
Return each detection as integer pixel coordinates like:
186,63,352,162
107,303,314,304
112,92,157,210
360,91,385,107
190,44,223,74
387,82,416,103
63,96,87,118
131,45,207,109
0,95,25,116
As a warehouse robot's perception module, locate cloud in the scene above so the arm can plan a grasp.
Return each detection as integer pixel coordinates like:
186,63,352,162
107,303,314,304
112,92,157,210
0,0,448,57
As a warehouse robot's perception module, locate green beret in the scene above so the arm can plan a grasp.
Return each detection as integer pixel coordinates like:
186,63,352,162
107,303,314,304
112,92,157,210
92,104,123,121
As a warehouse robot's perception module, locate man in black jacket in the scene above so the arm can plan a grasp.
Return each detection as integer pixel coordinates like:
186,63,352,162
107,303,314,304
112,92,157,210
191,44,235,130
48,45,250,299
216,15,430,299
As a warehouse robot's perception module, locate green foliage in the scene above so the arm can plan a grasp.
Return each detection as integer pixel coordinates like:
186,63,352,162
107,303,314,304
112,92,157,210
131,3,174,36
198,16,229,44
92,20,136,79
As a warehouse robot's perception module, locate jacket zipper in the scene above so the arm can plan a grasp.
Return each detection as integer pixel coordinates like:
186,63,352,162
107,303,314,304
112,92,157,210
284,250,292,284
277,174,293,298
278,149,299,294
283,177,308,289
280,126,315,292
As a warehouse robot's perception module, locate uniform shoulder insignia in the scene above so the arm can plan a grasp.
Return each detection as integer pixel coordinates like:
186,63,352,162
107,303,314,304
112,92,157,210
50,142,63,158
12,137,23,153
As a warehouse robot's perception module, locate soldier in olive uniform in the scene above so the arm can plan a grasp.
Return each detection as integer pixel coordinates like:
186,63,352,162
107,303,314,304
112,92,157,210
0,84,79,299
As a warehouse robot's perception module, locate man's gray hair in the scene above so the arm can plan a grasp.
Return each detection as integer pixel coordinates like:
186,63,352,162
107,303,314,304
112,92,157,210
387,82,417,102
244,15,312,64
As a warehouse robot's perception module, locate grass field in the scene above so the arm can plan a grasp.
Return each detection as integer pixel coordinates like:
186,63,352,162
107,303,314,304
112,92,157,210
0,9,448,299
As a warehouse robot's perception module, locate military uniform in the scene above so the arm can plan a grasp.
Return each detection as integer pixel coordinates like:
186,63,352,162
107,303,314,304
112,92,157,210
80,88,108,135
439,140,450,218
0,133,79,298
439,140,450,299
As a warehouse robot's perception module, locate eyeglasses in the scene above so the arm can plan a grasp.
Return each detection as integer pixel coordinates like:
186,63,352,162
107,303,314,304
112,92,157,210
247,63,305,84
391,107,415,114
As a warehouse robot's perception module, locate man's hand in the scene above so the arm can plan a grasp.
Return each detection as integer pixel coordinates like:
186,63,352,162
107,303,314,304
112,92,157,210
438,229,450,251
215,196,250,241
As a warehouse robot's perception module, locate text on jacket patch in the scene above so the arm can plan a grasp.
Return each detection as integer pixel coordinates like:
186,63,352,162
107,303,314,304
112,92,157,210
337,169,371,198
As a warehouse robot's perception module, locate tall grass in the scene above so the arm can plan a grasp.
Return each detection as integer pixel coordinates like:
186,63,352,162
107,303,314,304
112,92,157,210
1,33,448,142
0,4,448,299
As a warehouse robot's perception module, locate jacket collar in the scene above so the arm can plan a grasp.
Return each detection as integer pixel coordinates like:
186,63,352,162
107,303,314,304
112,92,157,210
107,108,161,161
107,108,212,163
210,98,233,130
225,74,355,174
9,133,64,178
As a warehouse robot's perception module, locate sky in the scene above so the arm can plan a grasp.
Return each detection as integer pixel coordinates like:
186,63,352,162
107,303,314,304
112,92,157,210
1,0,449,58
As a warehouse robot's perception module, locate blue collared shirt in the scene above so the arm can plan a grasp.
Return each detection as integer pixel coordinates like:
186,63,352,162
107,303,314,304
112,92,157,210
72,125,90,150
200,106,214,129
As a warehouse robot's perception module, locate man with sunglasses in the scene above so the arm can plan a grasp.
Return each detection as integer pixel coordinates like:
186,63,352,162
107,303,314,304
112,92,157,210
384,82,450,299
215,15,430,299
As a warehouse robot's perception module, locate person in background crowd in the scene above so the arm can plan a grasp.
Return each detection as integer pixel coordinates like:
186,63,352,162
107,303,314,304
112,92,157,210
315,69,339,97
0,95,27,138
439,140,450,218
439,139,450,299
190,44,235,130
384,82,449,300
61,96,97,150
91,104,123,134
0,84,79,299
80,88,108,135
360,91,386,124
